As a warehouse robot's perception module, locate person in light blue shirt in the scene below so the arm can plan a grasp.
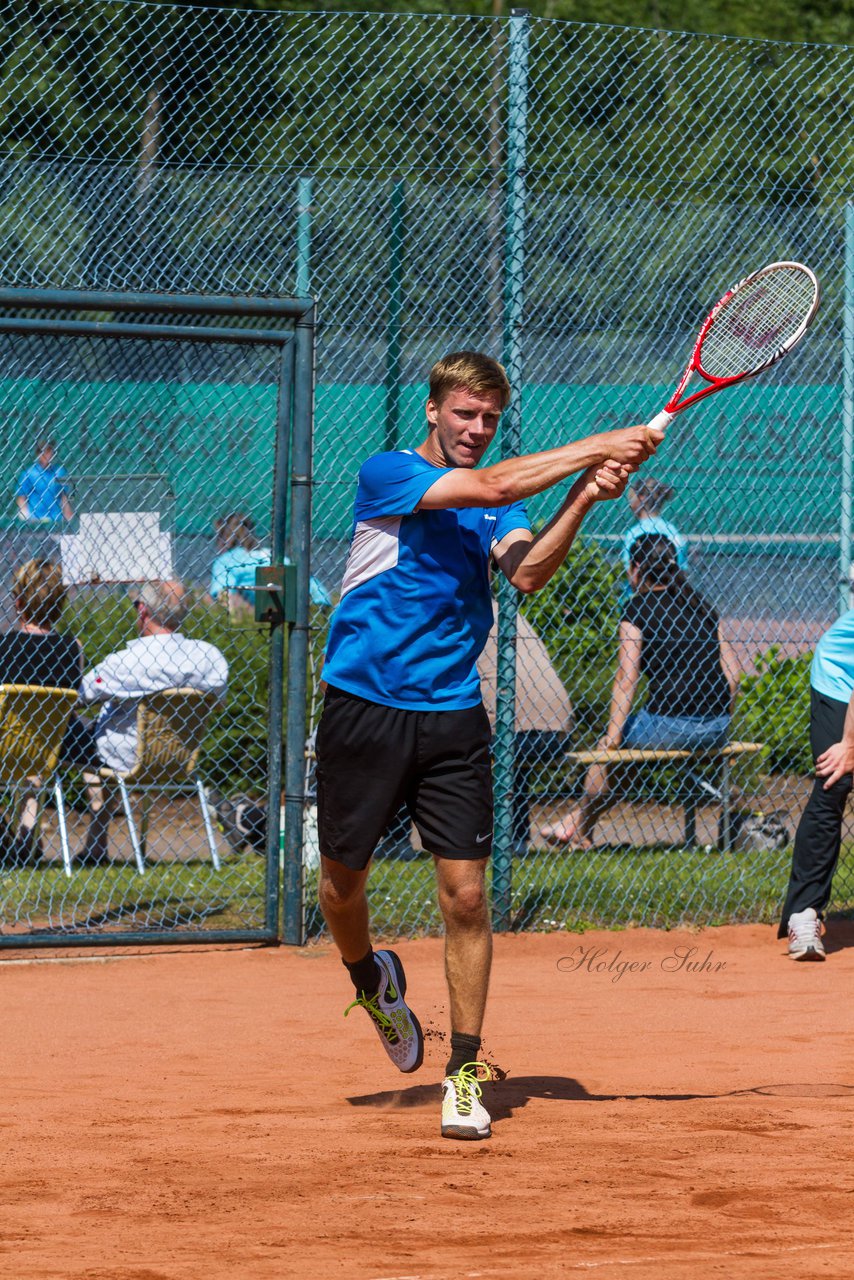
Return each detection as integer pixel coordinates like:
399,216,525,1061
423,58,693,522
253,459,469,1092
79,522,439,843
15,440,73,523
315,348,662,1141
779,609,854,960
208,511,330,610
620,477,687,602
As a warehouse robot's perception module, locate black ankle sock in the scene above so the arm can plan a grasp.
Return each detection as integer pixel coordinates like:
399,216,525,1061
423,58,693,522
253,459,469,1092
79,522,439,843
344,948,380,995
446,1031,481,1077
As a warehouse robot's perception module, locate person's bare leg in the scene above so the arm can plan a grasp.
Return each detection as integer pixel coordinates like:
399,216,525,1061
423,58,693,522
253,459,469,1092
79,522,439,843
321,852,424,1074
435,855,492,1035
540,763,611,846
318,854,371,963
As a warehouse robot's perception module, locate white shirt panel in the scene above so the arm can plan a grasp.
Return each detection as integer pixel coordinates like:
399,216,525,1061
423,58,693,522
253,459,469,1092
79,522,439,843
340,516,402,598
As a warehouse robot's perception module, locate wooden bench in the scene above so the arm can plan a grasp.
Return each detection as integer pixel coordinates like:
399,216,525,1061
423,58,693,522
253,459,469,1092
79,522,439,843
564,741,766,850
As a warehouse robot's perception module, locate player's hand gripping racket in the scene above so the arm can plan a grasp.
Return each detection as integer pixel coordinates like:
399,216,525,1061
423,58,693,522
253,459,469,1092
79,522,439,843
647,261,821,433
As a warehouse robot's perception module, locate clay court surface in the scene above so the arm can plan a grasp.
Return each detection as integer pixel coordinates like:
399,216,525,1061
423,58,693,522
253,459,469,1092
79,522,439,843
5,924,854,1280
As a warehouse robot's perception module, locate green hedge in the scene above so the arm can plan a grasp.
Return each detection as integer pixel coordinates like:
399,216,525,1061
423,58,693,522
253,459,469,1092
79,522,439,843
732,646,814,777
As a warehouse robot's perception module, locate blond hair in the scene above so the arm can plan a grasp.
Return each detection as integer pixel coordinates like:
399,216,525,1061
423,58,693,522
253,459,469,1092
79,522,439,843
428,351,512,411
13,559,67,629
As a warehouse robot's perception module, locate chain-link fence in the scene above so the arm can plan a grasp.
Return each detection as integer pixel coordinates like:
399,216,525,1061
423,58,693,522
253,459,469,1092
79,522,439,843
0,289,315,945
2,0,853,938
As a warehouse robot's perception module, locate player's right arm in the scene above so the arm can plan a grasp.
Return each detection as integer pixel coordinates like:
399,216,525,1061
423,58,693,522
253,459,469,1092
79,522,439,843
417,425,661,510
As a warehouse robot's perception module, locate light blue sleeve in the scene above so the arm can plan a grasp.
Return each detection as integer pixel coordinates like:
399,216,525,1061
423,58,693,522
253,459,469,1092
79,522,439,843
209,554,230,600
355,451,453,520
15,465,34,499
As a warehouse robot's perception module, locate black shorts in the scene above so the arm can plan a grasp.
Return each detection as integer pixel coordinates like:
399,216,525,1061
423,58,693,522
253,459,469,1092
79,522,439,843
316,685,493,871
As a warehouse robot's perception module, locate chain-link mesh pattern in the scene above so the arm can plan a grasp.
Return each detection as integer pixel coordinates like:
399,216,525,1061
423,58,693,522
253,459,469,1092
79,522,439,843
0,311,305,941
2,0,853,937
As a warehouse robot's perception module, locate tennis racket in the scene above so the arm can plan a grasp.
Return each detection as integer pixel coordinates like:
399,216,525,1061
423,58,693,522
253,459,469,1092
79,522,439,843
647,261,821,432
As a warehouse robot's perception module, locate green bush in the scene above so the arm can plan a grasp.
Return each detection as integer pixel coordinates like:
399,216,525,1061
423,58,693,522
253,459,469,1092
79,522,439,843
732,645,813,776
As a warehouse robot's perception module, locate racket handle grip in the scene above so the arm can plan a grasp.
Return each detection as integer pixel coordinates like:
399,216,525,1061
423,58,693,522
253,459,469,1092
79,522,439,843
647,409,675,433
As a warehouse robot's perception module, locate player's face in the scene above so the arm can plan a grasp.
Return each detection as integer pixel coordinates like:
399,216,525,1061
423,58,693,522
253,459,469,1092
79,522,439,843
425,387,502,468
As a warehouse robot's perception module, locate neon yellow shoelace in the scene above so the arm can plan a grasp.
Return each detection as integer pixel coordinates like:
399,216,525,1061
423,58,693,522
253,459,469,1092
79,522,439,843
344,991,399,1043
448,1061,490,1114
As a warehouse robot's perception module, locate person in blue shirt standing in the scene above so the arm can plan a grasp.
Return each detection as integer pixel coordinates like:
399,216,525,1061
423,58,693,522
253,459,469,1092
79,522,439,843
779,610,854,962
317,350,662,1140
15,440,73,523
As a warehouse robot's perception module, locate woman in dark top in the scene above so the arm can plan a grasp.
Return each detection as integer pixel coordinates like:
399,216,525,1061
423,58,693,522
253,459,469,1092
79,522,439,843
0,559,83,690
540,534,738,848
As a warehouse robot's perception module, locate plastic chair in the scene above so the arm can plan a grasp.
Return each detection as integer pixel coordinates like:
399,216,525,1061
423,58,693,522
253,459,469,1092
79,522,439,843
0,684,78,875
96,688,223,874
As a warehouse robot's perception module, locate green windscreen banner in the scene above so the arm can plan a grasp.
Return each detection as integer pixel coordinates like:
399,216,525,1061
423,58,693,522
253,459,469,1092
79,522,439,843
0,379,840,542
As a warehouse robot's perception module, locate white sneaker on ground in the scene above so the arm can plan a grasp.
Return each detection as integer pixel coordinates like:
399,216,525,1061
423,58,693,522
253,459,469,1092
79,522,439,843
787,907,826,961
441,1062,492,1140
344,949,424,1073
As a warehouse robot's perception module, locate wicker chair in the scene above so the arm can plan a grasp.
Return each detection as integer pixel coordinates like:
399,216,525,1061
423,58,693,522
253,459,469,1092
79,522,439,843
95,688,222,874
0,684,79,875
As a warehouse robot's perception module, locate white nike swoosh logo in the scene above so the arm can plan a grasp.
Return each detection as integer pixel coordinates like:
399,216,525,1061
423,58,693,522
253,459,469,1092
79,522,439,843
475,832,491,844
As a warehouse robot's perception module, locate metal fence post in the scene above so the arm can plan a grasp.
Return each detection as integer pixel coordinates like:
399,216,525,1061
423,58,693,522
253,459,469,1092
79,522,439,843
384,178,406,453
492,6,530,932
841,201,854,617
266,341,294,938
296,175,313,298
283,303,316,945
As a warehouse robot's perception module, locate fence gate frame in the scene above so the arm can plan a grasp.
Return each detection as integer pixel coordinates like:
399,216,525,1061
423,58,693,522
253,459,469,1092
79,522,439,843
0,286,315,950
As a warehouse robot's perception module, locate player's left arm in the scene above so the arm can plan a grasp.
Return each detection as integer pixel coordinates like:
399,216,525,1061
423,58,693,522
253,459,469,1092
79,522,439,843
493,460,633,593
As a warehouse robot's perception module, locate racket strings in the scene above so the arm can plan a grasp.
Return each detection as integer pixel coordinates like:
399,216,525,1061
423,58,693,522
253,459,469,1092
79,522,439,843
699,268,817,379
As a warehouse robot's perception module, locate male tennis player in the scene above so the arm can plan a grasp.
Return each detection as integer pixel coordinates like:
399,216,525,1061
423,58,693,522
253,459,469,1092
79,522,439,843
317,351,662,1139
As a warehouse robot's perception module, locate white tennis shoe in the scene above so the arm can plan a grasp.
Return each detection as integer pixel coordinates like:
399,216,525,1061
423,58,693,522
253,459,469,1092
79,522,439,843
441,1062,492,1140
787,908,826,961
344,949,424,1073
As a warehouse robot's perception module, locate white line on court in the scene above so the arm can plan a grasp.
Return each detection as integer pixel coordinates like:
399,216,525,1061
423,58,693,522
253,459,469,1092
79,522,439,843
0,945,261,966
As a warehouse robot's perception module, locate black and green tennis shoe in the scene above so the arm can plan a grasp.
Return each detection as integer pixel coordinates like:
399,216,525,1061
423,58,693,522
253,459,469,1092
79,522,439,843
344,949,424,1073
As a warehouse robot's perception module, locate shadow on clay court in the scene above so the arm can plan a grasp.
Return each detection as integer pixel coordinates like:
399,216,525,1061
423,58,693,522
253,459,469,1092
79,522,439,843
820,917,854,955
347,1077,854,1120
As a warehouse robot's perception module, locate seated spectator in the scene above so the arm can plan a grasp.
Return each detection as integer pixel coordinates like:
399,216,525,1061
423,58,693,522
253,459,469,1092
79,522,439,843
64,580,228,866
621,477,687,604
540,534,738,848
0,559,83,863
207,511,330,615
15,439,73,523
67,579,228,775
0,559,83,690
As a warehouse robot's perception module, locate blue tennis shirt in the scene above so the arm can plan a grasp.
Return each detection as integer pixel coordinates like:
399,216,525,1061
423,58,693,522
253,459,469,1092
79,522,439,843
15,461,69,521
323,449,530,711
811,610,854,703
